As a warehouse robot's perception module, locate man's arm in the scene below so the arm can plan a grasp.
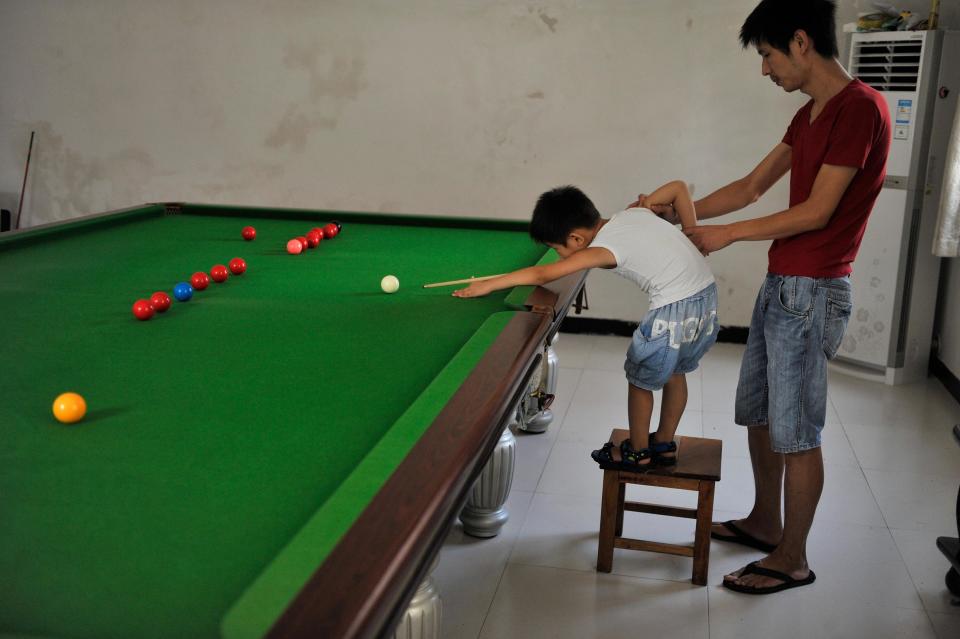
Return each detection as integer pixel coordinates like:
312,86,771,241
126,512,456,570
453,247,616,298
644,180,697,229
684,163,859,254
694,143,793,220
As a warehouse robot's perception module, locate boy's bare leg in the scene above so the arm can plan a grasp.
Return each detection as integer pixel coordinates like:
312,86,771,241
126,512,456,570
725,446,822,588
712,425,784,546
627,383,654,459
653,373,687,457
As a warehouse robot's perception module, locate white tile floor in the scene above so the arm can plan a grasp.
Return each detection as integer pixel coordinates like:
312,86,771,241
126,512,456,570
432,334,960,639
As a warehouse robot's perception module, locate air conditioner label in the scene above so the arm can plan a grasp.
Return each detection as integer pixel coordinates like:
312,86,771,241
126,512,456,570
895,99,912,140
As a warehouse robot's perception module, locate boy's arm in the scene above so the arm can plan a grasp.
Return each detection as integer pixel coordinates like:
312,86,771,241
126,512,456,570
694,142,793,220
452,247,616,298
644,180,697,229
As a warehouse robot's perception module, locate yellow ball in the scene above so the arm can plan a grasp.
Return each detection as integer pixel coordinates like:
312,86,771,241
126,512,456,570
53,392,87,424
380,275,400,294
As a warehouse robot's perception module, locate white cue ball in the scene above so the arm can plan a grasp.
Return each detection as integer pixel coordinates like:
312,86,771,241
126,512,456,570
380,275,400,294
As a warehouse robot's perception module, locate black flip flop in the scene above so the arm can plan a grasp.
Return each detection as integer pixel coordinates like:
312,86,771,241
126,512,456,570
723,561,816,595
711,520,778,552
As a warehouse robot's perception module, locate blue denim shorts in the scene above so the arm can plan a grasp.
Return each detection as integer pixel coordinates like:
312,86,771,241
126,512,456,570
624,283,718,390
735,274,852,453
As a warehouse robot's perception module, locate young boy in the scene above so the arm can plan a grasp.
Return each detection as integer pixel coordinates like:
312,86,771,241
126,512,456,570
454,182,717,469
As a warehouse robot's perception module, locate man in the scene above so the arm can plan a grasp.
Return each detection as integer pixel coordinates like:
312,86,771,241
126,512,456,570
662,0,890,594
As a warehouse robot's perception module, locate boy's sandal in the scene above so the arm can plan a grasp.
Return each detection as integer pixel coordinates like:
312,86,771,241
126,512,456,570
650,437,678,467
619,438,653,470
590,442,620,470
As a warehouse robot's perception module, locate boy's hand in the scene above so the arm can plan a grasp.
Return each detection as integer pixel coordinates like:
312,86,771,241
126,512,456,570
629,193,679,224
452,280,495,298
683,225,734,255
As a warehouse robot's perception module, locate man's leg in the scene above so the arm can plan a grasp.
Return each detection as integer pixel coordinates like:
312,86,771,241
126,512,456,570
712,425,784,546
725,275,839,589
725,446,822,587
712,277,780,543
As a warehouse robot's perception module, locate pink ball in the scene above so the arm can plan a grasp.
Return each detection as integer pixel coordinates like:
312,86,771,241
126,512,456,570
286,238,303,255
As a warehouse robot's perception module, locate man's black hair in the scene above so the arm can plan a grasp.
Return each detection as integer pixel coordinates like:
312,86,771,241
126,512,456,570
529,186,600,245
740,0,839,58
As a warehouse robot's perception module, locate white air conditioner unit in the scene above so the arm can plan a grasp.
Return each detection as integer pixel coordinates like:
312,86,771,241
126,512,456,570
836,30,959,384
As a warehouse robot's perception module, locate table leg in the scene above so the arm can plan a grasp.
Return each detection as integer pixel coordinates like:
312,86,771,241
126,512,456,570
393,558,441,639
459,425,516,537
517,335,559,434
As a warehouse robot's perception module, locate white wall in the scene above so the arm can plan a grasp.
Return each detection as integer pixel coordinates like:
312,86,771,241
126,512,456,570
1,0,958,329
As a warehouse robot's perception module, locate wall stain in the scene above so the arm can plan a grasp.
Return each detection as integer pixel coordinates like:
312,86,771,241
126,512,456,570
264,41,367,152
527,91,545,99
538,10,558,32
26,121,155,221
686,18,694,30
265,105,336,153
194,162,284,201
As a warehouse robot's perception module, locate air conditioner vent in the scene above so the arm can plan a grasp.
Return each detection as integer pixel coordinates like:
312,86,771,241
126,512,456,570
851,40,922,91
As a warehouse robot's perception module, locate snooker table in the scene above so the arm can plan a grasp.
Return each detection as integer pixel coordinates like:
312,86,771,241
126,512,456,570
0,203,585,639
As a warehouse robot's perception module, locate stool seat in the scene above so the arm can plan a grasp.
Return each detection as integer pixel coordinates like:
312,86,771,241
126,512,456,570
597,429,722,586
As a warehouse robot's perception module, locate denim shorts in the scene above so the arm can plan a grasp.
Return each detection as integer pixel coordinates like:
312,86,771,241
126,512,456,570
624,283,718,390
735,273,852,453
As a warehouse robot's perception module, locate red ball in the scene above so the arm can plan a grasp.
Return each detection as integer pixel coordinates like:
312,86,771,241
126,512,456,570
150,292,171,313
241,226,256,241
190,272,210,291
296,235,309,250
305,231,321,248
286,239,303,255
132,299,155,321
322,223,338,239
210,265,229,283
229,257,246,275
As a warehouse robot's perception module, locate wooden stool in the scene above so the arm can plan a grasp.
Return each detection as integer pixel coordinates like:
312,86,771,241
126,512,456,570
597,429,722,586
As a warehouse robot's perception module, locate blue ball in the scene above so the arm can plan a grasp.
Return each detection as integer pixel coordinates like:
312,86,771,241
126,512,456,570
173,282,194,302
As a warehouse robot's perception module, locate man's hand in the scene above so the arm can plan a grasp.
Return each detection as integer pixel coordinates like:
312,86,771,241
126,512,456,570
452,280,495,298
683,225,734,256
629,193,680,224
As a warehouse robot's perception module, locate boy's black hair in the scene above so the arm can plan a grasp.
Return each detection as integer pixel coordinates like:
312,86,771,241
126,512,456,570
740,0,838,59
529,186,600,245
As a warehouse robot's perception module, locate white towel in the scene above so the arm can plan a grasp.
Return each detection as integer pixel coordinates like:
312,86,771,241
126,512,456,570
933,97,960,257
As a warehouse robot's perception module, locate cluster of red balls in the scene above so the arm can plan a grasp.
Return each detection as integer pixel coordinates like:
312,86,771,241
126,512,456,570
131,257,248,321
287,222,341,255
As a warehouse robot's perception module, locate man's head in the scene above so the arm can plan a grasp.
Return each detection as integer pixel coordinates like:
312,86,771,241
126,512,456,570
529,186,601,257
740,0,839,92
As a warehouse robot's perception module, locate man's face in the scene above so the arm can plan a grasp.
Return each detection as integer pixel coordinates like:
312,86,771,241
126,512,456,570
757,39,803,92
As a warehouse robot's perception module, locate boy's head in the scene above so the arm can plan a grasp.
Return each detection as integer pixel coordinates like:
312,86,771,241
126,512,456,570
740,0,839,92
529,186,601,257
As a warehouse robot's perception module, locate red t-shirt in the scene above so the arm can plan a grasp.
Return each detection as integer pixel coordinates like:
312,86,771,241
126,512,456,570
768,79,891,278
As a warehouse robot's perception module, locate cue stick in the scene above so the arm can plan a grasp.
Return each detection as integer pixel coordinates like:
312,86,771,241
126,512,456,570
14,131,35,230
422,273,506,288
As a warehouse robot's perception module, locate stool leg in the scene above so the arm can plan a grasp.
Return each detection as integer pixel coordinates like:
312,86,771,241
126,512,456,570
615,481,625,536
597,470,619,573
692,480,715,586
